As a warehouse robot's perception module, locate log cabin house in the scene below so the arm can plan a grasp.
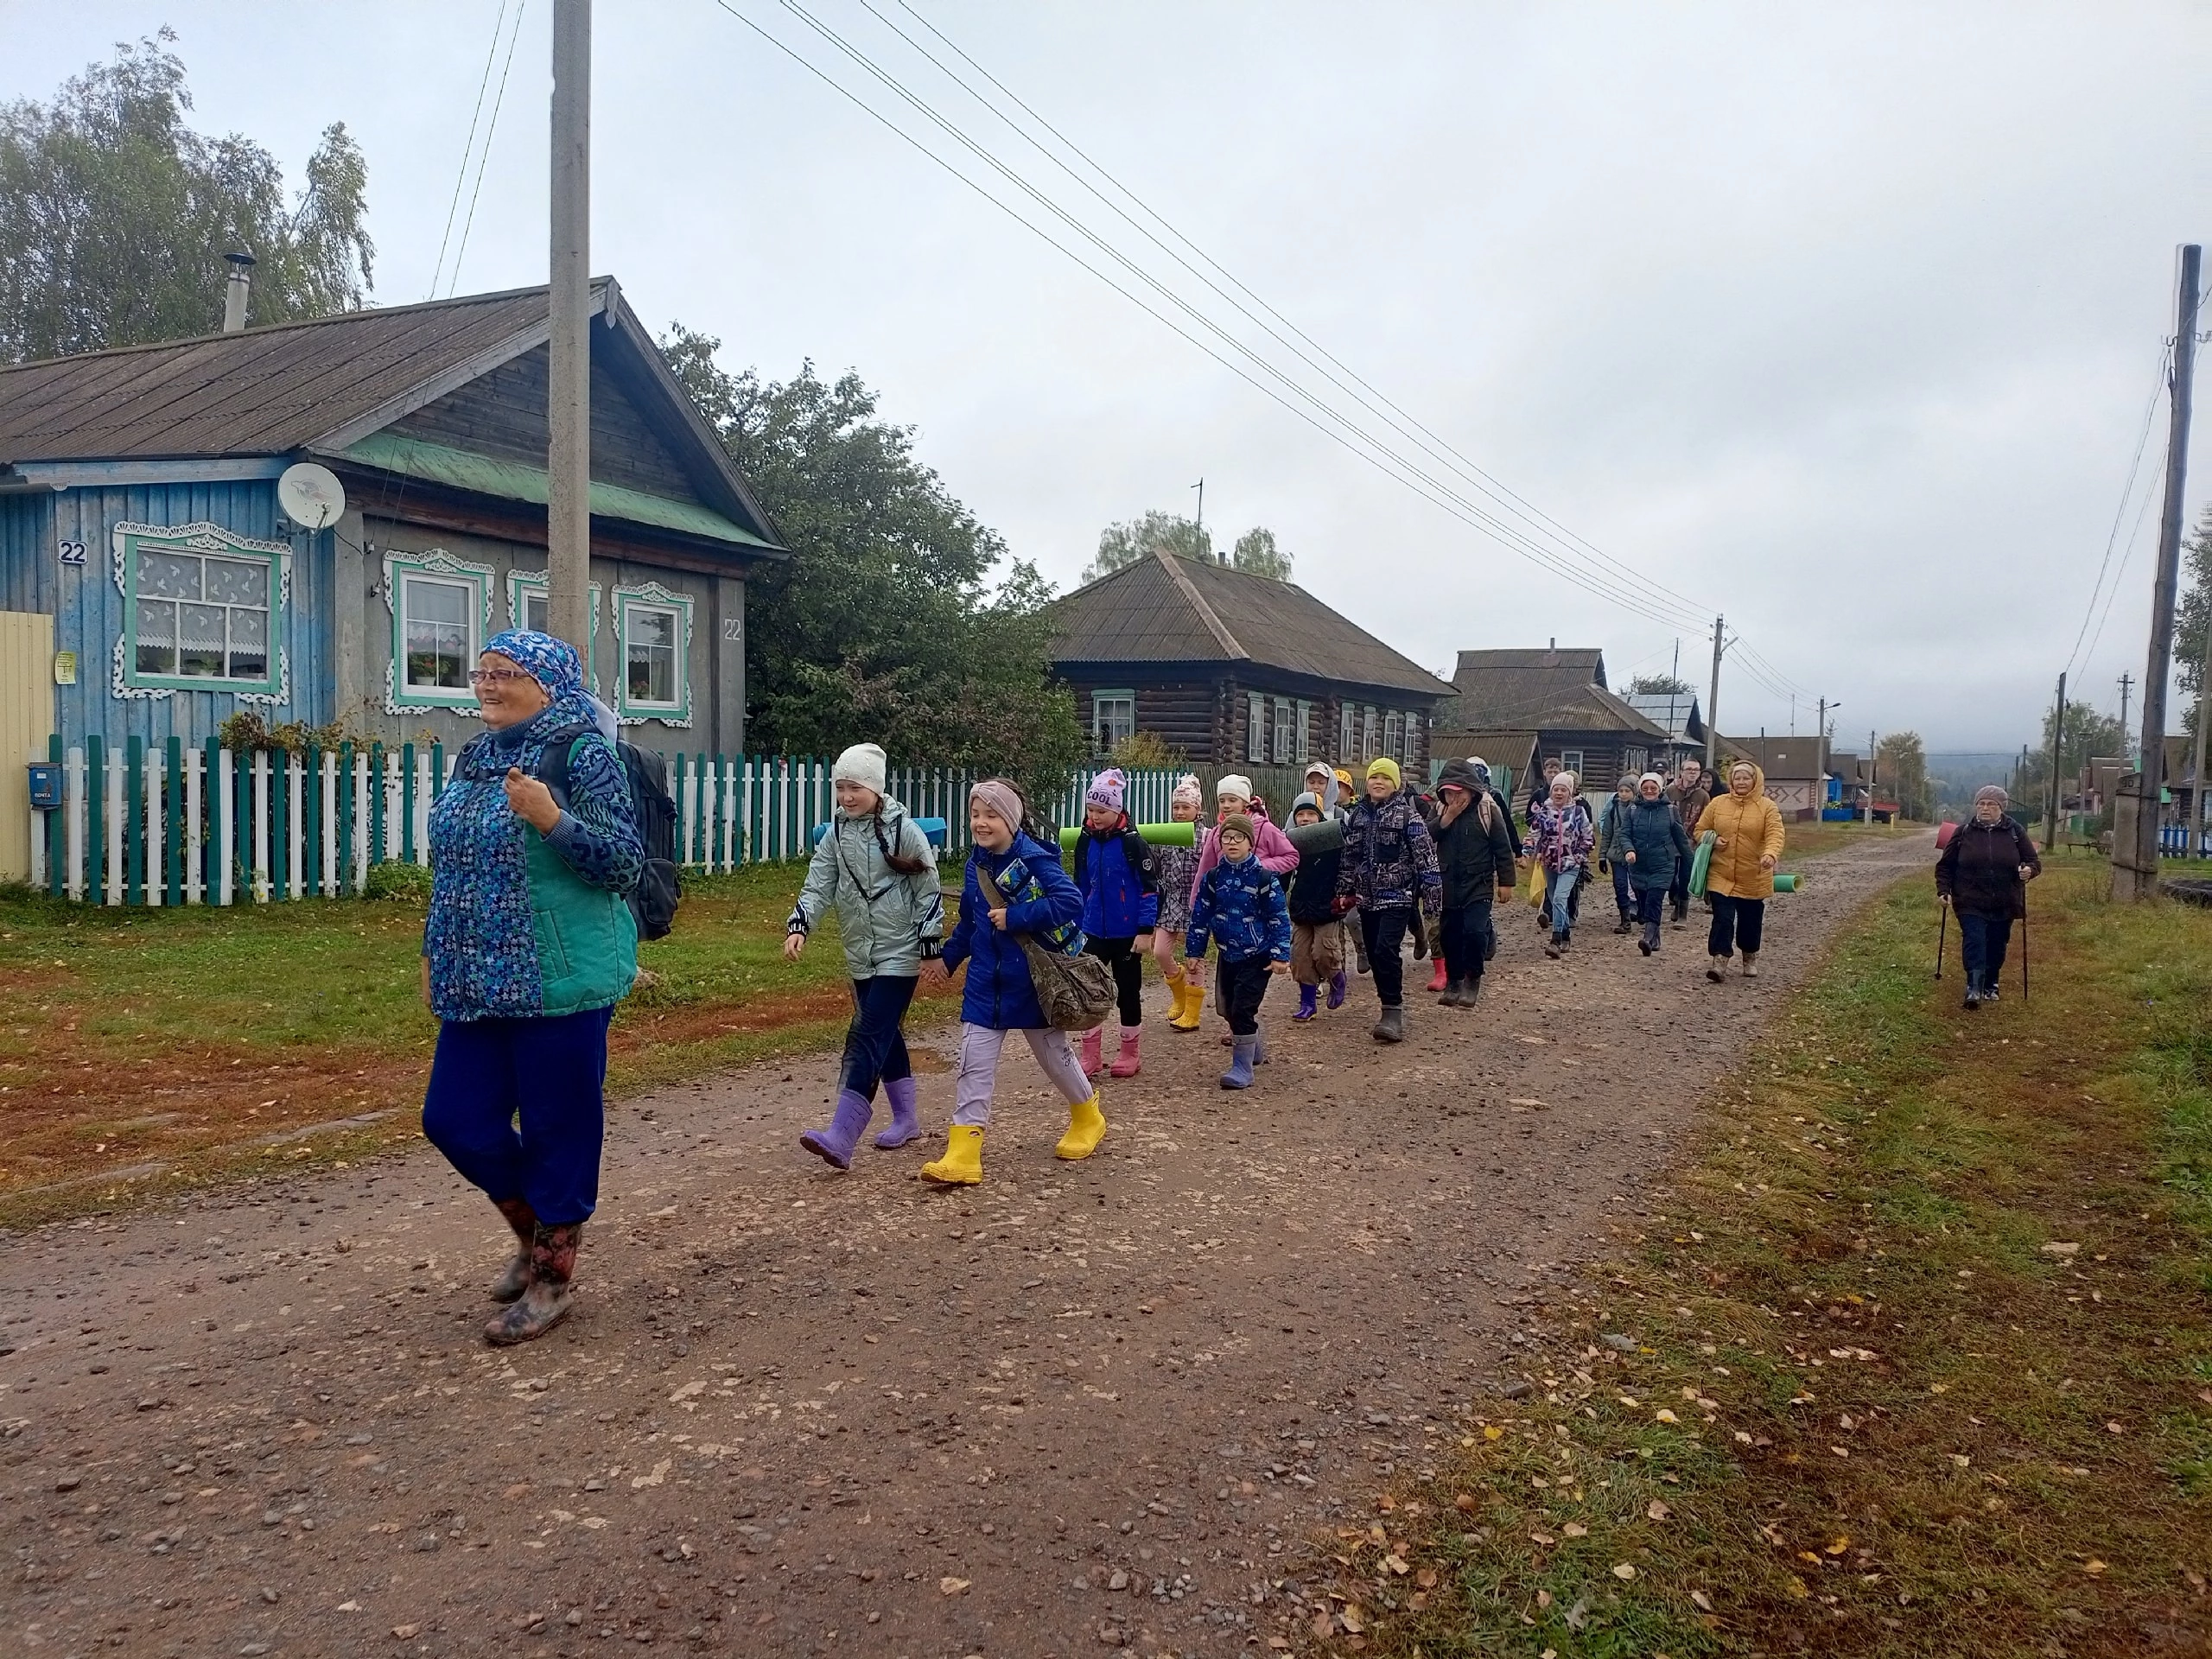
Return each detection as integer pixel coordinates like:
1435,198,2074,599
1433,645,1671,799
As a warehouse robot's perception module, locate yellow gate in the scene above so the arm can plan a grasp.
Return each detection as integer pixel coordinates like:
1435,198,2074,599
0,611,55,883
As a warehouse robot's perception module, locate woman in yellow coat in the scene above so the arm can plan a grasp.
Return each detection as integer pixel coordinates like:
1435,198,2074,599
1694,760,1785,982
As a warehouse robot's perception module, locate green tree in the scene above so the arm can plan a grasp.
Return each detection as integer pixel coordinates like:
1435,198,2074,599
1083,512,1293,582
2172,505,2212,734
2012,698,2130,808
1627,672,1694,696
0,31,373,363
659,327,1084,793
1876,730,1931,820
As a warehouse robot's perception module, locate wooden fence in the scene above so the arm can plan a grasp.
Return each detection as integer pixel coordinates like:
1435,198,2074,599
22,737,1188,907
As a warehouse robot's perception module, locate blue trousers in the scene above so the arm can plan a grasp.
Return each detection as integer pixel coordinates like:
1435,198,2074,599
423,1006,613,1226
1611,861,1633,918
841,975,918,1098
1545,865,1582,935
1959,912,2014,991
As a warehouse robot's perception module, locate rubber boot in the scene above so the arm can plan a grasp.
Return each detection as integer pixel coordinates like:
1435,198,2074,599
1639,919,1660,956
799,1089,874,1171
1706,954,1729,983
1545,929,1566,959
1054,1093,1107,1160
1080,1025,1106,1078
1327,969,1348,1009
874,1076,922,1150
1963,978,1982,1010
1741,950,1760,980
489,1197,538,1304
484,1223,579,1346
1437,976,1465,1007
1427,957,1449,995
1456,970,1482,1007
1372,1005,1406,1044
1109,1027,1142,1079
1613,912,1633,935
1168,976,1203,1032
1294,982,1319,1022
1255,1021,1269,1065
1671,894,1688,926
920,1124,985,1185
1220,1034,1257,1090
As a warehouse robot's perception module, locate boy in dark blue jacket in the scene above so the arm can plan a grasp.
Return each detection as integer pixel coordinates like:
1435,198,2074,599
1185,814,1293,1090
1286,792,1347,1020
1071,768,1160,1079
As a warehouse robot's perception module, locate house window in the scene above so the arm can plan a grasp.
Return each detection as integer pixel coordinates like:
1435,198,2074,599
1248,691,1267,763
117,522,287,697
1362,705,1377,760
1091,690,1135,753
1295,700,1313,764
1271,697,1295,765
1383,710,1404,762
1560,748,1586,779
1624,747,1649,778
506,570,601,690
382,548,493,710
1338,703,1355,760
613,582,695,725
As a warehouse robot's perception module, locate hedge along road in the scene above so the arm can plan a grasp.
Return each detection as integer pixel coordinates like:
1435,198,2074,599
0,830,1932,1658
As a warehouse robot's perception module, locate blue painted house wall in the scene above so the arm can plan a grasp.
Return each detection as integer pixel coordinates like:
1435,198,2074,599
0,480,335,748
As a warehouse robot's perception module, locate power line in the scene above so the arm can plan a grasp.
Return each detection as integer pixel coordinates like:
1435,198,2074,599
2063,342,2171,678
428,0,509,301
2080,457,2165,676
446,0,528,300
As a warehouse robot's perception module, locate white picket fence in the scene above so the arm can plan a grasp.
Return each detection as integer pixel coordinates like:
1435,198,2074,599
27,739,1188,906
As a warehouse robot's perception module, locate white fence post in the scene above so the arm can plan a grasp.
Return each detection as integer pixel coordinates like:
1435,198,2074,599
184,747,203,905
215,747,236,906
145,747,163,907
105,747,124,906
64,747,85,901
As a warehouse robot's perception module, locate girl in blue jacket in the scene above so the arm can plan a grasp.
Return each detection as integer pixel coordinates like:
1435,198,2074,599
1071,768,1160,1081
921,779,1103,1186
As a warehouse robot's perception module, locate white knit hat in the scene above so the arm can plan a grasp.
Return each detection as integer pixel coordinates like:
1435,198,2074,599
832,742,887,797
1216,773,1253,801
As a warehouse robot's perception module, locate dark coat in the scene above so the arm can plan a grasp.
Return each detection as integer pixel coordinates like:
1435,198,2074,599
1936,815,2039,918
1287,840,1344,925
1617,795,1693,891
1433,794,1518,909
1336,789,1443,916
943,832,1086,1030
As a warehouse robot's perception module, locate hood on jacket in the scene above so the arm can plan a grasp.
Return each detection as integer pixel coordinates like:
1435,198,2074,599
1436,758,1479,796
1721,760,1768,798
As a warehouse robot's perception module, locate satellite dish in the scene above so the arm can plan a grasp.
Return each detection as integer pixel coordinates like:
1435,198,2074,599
277,461,346,531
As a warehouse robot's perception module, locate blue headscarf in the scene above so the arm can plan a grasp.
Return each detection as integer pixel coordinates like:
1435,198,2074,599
426,628,607,1020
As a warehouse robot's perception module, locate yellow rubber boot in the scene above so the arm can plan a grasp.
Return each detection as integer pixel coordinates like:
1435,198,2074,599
919,1124,984,1185
1054,1092,1108,1160
1168,973,1202,1032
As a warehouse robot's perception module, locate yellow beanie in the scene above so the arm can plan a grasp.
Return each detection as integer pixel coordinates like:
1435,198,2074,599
1366,757,1402,787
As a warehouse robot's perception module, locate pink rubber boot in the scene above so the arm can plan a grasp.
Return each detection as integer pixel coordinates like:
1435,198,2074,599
1080,1025,1106,1078
1109,1027,1142,1078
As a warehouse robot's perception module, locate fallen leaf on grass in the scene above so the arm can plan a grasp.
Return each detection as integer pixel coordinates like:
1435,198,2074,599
1647,1500,1671,1522
2084,1560,2107,1575
1383,1554,1410,1575
1530,1531,1556,1545
1655,1408,1679,1423
1535,1589,1554,1609
938,1578,969,1596
1454,1493,1478,1512
1612,1563,1637,1580
1340,1605,1366,1634
1690,1590,1713,1611
1826,1537,1851,1554
1950,1453,1971,1468
1562,1522,1587,1538
2042,1242,2081,1256
1416,1568,1438,1590
1484,1426,1503,1440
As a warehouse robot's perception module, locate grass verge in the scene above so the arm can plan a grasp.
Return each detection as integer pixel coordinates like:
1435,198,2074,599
1294,858,2212,1656
0,864,957,1225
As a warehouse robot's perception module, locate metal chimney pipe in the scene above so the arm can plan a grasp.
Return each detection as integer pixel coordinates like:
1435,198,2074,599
221,251,256,333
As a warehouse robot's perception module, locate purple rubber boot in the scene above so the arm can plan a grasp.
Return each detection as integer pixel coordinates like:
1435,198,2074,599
800,1090,874,1171
1326,970,1348,1009
874,1076,922,1150
1294,982,1319,1022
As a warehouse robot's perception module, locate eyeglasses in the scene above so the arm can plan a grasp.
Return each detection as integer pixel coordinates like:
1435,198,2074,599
467,669,532,686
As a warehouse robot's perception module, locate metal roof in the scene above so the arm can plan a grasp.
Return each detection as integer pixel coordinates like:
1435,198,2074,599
1443,647,1669,738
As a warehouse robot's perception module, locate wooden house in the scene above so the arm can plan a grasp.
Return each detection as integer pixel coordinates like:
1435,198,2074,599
1433,646,1670,796
0,277,784,753
1712,735,1827,818
1621,690,1707,771
1048,547,1452,775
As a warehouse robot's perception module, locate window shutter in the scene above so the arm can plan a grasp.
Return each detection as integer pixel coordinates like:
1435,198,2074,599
1248,691,1266,763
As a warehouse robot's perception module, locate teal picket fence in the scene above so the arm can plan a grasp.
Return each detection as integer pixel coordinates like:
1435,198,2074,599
26,738,1187,907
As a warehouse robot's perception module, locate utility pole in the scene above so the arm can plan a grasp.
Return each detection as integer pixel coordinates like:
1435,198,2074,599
547,0,593,652
2117,243,2201,900
1704,615,1724,774
2044,671,2066,852
1191,479,1206,560
1866,727,1878,824
2118,672,2133,760
2192,615,2212,854
1816,697,1828,817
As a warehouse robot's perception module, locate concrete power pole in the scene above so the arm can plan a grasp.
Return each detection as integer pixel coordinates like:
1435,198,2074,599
1816,697,1828,817
1865,727,1877,824
2117,243,2201,900
547,0,593,652
2044,671,2066,852
1704,615,1724,774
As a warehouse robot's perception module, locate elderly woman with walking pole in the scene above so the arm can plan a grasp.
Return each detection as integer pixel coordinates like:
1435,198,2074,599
1936,784,2040,1009
420,630,645,1346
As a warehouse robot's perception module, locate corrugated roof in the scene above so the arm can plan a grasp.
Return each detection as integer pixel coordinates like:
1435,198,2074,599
1050,550,1452,699
1445,646,1668,737
1714,735,1827,781
1623,690,1704,742
0,286,553,462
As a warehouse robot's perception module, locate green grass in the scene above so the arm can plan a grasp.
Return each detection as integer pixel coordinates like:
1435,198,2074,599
0,863,950,1222
1308,860,2212,1656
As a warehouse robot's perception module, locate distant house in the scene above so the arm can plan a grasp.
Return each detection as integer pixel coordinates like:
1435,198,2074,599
1433,646,1670,797
0,277,785,754
1621,690,1707,771
1048,548,1453,773
1713,735,1828,818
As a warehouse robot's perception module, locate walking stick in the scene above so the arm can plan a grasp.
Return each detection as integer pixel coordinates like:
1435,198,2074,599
1934,899,1948,981
2019,906,2029,1003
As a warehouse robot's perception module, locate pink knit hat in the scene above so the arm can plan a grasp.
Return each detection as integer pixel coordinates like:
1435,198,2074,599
1085,767,1127,813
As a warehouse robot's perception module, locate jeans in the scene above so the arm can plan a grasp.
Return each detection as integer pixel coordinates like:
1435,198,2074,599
1216,953,1275,1035
1959,912,2014,990
1083,934,1147,1027
1361,907,1412,1007
1611,861,1633,918
1545,865,1582,935
423,1006,614,1226
1440,901,1493,982
1707,892,1766,957
951,1024,1091,1127
839,975,917,1099
1634,885,1666,925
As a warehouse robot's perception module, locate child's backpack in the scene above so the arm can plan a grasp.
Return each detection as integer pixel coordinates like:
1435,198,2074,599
533,728,683,941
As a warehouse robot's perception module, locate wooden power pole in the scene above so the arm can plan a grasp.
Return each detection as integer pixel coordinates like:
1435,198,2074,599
547,0,593,652
2116,243,2201,900
2044,671,2066,852
1704,615,1724,773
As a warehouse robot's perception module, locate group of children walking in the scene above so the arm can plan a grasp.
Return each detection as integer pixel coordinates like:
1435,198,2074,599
781,742,1782,1191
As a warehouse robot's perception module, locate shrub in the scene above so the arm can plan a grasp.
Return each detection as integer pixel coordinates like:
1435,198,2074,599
362,861,433,904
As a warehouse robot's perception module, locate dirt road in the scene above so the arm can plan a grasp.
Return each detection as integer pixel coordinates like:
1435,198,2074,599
1,835,1929,1658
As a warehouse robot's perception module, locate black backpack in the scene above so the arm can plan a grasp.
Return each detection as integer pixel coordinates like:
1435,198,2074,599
534,726,683,942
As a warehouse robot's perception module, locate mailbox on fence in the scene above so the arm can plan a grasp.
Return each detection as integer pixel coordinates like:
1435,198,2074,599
26,762,61,811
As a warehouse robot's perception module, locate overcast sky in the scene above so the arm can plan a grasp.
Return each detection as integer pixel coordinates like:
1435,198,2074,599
11,3,2212,750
